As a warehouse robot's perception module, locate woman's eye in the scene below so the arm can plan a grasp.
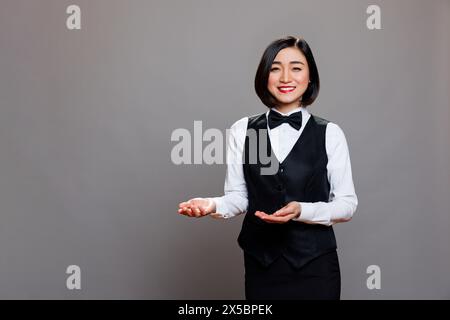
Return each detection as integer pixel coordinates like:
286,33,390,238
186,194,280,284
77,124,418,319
270,67,302,71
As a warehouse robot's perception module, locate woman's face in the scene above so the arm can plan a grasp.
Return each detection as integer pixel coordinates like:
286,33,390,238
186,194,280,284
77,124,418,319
267,47,310,110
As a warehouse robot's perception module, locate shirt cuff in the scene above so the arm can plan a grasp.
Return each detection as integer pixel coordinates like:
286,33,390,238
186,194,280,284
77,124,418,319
207,197,228,219
293,202,316,223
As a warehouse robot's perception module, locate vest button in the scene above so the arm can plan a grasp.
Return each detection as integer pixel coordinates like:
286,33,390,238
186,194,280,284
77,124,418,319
280,168,284,173
276,184,284,191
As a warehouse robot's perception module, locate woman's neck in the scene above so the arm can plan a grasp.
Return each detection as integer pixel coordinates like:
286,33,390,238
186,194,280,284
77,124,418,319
274,103,302,115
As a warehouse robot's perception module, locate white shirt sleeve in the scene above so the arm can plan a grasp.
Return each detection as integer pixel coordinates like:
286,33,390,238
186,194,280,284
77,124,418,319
207,117,249,219
293,122,358,226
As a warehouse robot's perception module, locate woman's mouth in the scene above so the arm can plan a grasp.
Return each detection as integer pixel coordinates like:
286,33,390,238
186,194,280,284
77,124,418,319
277,86,296,94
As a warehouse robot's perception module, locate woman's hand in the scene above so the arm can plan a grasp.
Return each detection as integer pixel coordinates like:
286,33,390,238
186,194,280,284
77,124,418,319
254,201,301,224
178,198,216,218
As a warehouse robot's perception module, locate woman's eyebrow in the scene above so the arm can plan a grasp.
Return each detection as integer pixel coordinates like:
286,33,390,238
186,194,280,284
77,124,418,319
272,61,305,65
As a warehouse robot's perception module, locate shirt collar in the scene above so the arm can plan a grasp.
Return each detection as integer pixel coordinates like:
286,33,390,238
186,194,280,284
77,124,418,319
266,106,309,118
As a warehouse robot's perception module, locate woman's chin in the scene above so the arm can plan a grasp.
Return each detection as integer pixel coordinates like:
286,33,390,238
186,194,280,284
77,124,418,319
276,97,300,105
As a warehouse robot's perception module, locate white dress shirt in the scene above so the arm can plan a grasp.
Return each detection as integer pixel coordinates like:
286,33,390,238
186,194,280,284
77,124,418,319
208,106,358,226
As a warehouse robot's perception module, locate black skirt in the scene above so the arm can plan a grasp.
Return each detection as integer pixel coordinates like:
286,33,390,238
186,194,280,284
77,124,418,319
244,250,341,300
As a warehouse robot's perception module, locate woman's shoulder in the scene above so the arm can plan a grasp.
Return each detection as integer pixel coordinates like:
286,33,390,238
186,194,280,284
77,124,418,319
323,121,349,151
309,113,345,134
230,111,266,130
325,121,345,136
309,113,331,126
307,114,348,148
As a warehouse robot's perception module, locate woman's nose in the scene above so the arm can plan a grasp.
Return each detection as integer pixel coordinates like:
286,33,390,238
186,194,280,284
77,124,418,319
281,70,291,82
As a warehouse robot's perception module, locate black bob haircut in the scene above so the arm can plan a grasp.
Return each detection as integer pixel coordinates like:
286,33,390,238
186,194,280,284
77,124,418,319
254,36,320,108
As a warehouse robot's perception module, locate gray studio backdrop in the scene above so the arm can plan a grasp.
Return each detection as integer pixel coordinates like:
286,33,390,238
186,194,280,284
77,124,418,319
0,0,449,299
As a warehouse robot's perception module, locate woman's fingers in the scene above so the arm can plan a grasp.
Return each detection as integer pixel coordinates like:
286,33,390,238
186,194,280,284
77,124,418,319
255,211,270,219
179,201,190,208
194,205,208,217
178,203,194,217
273,207,291,216
254,210,295,224
178,203,190,216
197,206,206,216
191,206,201,217
178,204,205,217
189,199,207,216
178,198,214,218
273,202,300,217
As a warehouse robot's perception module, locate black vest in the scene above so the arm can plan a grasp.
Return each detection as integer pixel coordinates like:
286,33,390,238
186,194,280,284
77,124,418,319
237,112,337,269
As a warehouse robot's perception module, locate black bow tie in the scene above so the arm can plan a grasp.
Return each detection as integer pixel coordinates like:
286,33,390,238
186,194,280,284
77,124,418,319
268,110,302,130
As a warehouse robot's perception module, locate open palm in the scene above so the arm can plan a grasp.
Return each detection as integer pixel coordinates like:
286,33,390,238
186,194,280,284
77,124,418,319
178,198,216,218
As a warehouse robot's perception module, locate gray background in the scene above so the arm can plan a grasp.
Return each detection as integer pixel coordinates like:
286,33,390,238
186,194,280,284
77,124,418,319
0,0,449,299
